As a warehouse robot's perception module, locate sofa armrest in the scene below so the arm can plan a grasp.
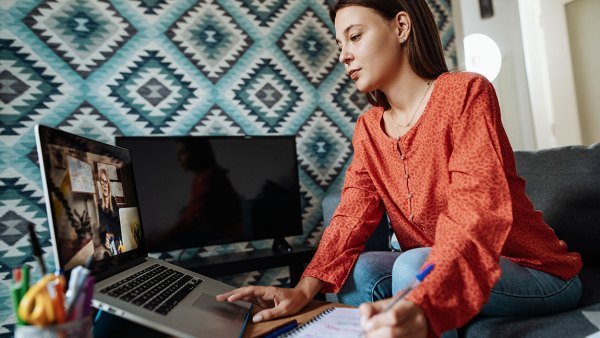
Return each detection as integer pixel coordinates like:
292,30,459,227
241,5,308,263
322,188,390,252
514,143,600,265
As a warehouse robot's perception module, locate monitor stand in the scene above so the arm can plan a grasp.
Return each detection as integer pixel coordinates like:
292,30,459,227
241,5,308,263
272,237,293,253
174,243,316,287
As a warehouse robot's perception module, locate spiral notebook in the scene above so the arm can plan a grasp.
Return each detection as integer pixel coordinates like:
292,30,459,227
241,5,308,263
280,307,362,337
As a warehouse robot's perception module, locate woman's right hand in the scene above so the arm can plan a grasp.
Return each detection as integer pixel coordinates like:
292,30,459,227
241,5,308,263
216,285,310,322
216,277,323,323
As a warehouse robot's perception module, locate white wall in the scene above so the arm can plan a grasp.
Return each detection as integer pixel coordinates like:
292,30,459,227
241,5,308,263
455,0,536,150
566,0,600,145
519,0,583,148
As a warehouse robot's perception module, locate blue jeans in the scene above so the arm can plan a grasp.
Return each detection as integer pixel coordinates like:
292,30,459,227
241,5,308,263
338,248,581,335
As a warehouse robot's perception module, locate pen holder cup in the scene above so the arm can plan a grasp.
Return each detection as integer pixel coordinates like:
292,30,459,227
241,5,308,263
15,316,92,338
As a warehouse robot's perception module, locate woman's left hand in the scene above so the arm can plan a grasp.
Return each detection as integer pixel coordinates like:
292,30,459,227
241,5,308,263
359,298,428,338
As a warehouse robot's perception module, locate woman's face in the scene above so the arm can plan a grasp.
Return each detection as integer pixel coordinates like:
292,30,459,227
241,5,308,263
100,172,110,197
335,6,404,93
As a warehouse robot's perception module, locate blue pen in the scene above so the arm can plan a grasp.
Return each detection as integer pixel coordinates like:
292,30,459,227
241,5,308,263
263,319,298,338
359,263,435,337
382,263,434,312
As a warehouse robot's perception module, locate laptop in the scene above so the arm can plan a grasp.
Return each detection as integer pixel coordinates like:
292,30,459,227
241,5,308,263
34,124,251,338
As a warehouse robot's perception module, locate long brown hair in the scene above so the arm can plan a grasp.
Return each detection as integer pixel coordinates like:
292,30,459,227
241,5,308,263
329,0,448,107
99,168,113,212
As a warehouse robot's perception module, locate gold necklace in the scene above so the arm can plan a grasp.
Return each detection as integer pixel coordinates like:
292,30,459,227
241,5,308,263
392,80,433,128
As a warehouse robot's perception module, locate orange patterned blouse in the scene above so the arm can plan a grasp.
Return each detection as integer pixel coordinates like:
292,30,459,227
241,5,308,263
302,72,582,335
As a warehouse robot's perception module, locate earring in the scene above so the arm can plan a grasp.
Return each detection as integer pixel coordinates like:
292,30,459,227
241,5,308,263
400,37,406,43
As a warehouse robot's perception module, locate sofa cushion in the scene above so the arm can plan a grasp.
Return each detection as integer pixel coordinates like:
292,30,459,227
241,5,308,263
514,143,600,265
463,302,600,338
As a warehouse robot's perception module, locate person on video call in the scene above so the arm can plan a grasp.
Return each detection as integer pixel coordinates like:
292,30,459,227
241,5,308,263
217,0,582,337
148,138,243,248
97,167,122,256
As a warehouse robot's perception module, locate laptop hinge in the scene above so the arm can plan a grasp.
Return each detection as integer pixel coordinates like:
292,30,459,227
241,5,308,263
94,256,148,282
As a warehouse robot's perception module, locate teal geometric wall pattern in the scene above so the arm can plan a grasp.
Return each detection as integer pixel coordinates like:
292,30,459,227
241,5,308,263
105,44,204,134
231,55,306,133
0,0,455,335
23,0,137,78
277,9,338,86
166,0,253,83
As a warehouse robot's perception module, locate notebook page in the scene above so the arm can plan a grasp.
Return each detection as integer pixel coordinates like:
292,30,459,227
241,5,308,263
285,307,362,337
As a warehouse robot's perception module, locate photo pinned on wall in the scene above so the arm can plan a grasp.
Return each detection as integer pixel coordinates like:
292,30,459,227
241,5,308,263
111,181,124,198
106,164,118,180
67,155,95,194
479,0,494,19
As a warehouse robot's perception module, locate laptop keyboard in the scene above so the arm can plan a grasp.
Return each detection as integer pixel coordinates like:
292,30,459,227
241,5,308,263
100,264,203,315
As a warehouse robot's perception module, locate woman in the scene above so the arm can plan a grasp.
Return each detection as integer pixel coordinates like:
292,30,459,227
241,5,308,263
217,1,582,336
97,167,122,255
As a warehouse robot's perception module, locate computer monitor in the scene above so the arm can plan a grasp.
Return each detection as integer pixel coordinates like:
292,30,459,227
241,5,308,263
115,136,303,252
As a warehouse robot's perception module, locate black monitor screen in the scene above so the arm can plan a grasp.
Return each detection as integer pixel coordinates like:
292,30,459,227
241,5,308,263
115,136,302,252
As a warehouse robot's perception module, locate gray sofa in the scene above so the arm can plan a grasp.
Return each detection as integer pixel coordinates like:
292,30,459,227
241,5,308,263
321,143,600,337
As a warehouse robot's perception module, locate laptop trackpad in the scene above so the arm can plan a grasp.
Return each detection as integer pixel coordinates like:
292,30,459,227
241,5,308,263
193,294,245,319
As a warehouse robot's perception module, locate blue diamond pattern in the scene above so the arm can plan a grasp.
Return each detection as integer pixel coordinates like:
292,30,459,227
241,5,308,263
0,172,49,267
23,0,136,78
297,109,351,189
0,70,29,104
57,101,123,144
136,0,169,15
0,37,65,137
239,0,289,28
278,9,338,85
189,105,245,135
166,0,252,83
0,210,30,246
232,57,304,133
332,76,370,123
106,48,200,134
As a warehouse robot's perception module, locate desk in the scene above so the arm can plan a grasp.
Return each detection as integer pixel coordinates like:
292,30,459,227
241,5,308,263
243,300,354,338
97,300,353,338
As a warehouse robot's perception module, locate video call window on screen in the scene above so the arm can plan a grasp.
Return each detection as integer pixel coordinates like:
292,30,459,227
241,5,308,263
116,136,303,252
43,143,142,270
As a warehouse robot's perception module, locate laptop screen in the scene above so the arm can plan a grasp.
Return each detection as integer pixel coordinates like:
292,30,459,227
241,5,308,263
35,125,146,276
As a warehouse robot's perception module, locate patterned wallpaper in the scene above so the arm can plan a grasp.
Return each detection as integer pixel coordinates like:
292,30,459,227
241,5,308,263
0,0,455,334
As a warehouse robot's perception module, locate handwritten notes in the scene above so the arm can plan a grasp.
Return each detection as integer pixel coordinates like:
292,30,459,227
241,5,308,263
283,307,362,338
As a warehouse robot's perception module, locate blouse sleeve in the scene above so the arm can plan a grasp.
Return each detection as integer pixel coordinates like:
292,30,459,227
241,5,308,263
407,76,514,336
301,117,385,293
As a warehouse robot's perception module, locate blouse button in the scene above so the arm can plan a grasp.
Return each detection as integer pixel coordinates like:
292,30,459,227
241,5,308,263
407,192,413,199
404,173,409,179
400,154,406,160
410,214,415,221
